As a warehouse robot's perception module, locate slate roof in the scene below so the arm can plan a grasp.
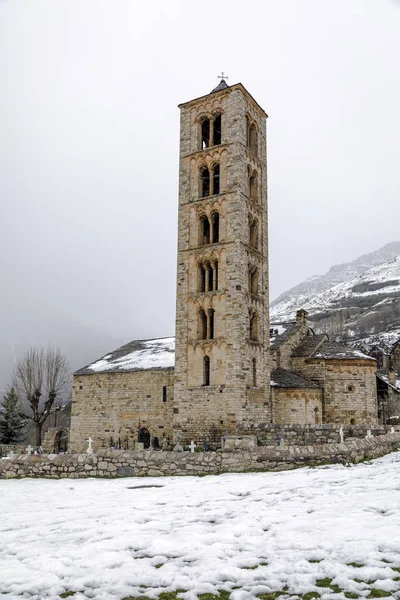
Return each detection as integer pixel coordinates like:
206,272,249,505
313,339,374,361
271,368,320,389
291,334,327,357
75,337,175,375
211,79,229,93
270,322,301,351
377,372,400,393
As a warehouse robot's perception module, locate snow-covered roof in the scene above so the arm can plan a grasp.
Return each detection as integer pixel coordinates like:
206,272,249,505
75,337,175,375
377,372,400,393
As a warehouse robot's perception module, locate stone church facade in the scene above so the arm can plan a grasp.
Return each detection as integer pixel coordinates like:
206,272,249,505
69,80,378,452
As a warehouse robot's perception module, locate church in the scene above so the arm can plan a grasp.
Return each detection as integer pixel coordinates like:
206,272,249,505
69,79,378,452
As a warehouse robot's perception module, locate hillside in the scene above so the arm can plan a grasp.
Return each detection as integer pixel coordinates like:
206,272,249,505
270,242,400,347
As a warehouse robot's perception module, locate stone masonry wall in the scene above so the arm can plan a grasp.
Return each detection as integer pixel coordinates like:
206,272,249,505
1,432,399,479
256,423,389,446
70,369,174,453
272,388,322,425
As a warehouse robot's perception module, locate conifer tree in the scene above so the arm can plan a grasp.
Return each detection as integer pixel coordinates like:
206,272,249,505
0,387,25,444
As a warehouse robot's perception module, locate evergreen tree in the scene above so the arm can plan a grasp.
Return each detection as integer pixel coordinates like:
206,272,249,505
0,387,25,444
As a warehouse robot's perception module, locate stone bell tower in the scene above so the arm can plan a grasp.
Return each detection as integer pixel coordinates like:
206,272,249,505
173,78,270,442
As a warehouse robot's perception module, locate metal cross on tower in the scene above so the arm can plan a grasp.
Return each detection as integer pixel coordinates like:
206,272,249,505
218,72,228,81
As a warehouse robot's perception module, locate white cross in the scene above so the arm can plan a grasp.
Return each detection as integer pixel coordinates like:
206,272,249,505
26,445,33,455
87,437,93,454
339,426,344,444
189,440,197,453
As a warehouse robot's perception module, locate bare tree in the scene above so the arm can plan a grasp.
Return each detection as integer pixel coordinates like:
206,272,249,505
14,347,70,446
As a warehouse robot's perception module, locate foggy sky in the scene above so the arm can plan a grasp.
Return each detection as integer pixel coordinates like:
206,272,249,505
1,0,400,348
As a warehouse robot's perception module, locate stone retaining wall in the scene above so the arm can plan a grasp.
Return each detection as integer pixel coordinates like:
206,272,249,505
1,432,399,479
257,424,390,446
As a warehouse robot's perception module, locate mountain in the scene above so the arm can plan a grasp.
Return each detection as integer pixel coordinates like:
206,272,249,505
270,242,400,347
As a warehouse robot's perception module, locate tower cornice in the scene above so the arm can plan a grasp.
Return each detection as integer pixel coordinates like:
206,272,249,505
178,82,268,119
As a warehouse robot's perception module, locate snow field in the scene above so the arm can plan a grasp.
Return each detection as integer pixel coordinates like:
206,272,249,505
1,453,400,600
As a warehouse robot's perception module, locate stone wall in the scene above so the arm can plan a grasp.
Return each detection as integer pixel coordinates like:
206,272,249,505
70,369,174,453
256,423,389,446
292,357,377,425
272,388,322,425
1,432,399,479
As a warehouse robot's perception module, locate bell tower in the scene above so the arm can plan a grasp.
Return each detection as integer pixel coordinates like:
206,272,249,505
173,78,271,442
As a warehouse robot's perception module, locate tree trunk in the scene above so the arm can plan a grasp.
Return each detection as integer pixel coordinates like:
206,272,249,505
35,421,42,447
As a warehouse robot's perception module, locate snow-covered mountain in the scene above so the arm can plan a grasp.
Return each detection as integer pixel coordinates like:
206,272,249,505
271,242,400,347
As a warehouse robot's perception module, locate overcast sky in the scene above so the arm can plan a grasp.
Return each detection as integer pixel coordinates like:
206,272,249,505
1,0,400,348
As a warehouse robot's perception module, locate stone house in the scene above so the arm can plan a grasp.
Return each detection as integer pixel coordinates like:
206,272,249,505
68,79,378,453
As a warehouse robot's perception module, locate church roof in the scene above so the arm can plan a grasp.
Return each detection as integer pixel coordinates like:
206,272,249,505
292,336,374,361
291,334,327,357
75,337,175,375
211,79,229,93
271,368,320,389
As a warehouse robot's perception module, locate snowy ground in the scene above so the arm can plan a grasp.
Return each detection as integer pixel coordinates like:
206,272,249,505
2,454,400,600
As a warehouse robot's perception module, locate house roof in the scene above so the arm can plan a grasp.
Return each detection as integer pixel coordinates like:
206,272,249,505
270,322,301,351
377,372,400,393
271,368,320,389
291,334,327,357
313,339,374,361
75,337,175,375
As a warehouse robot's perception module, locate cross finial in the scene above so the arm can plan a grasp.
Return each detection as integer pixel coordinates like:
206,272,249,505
218,72,228,81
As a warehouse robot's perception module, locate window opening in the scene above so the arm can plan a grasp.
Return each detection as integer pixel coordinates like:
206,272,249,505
249,267,258,295
201,118,210,149
250,313,259,341
211,212,220,243
205,263,212,292
213,163,220,195
204,355,210,386
200,166,210,198
249,218,258,248
199,309,207,339
199,215,210,245
199,264,206,292
249,170,258,201
209,309,215,339
252,358,257,386
248,123,257,154
162,386,167,402
214,260,219,291
213,114,221,145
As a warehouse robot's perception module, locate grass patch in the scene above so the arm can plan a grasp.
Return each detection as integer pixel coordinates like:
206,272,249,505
344,594,360,599
392,567,400,573
315,579,333,588
242,565,258,570
347,563,365,568
308,559,322,564
257,593,285,600
368,591,391,598
198,592,230,600
60,594,75,599
302,593,320,600
155,563,164,569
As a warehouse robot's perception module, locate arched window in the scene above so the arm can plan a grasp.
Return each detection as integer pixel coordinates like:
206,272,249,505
213,260,219,291
248,123,258,154
199,263,206,292
249,217,259,248
209,309,215,339
211,211,220,243
250,312,259,341
200,166,210,198
204,355,210,386
201,117,210,149
212,163,220,195
249,169,258,201
199,214,210,245
199,309,207,339
213,113,222,145
252,358,257,386
249,267,258,295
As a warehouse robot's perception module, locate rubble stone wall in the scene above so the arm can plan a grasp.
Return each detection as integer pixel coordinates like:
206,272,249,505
1,432,399,479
